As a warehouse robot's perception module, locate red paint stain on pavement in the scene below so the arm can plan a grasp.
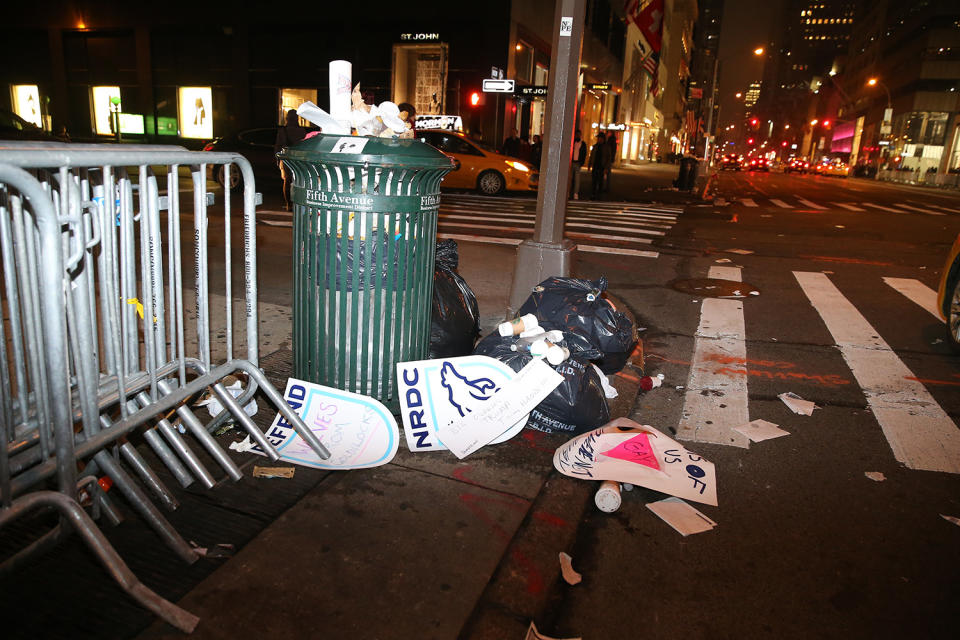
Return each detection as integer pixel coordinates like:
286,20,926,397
512,429,556,453
798,254,893,266
715,366,849,386
906,374,960,387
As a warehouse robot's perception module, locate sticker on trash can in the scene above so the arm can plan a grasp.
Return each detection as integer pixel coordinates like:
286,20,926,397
397,355,528,452
229,377,399,469
331,137,369,154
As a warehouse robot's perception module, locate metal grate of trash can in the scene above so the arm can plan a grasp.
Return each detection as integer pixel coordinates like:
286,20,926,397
280,134,455,411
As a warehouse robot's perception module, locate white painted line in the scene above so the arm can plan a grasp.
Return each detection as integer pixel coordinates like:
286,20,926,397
566,222,664,236
677,265,751,448
741,198,758,207
894,203,946,216
770,199,794,209
831,202,865,212
565,232,653,244
910,201,960,214
257,209,292,216
861,202,908,214
437,221,532,233
796,197,828,210
794,271,960,473
882,277,941,319
441,213,534,224
577,245,659,258
260,219,293,227
436,233,522,246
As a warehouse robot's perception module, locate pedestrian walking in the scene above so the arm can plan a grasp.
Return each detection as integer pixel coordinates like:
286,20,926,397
502,130,521,158
275,109,307,211
530,134,543,169
589,132,607,200
603,132,617,192
570,130,586,199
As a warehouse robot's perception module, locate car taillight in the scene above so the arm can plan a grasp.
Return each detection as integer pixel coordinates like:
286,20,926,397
202,143,215,151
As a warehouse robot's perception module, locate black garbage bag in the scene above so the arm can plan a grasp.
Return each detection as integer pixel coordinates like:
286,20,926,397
517,276,637,374
473,332,609,435
321,228,409,290
430,239,480,358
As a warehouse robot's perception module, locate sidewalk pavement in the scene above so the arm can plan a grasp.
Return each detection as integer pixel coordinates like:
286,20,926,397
573,160,707,205
135,244,645,640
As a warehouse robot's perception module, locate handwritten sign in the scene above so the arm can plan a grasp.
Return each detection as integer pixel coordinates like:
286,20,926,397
601,432,660,470
229,377,398,470
397,355,528,452
554,418,717,506
438,358,563,459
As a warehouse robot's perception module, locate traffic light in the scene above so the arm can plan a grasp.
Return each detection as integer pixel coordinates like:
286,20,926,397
822,119,831,127
469,91,481,107
747,138,755,146
750,118,758,126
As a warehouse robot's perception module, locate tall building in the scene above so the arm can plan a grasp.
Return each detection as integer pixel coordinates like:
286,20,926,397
687,0,724,154
839,0,960,177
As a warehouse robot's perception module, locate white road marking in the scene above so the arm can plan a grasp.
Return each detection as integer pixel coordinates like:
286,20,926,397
911,201,960,214
796,197,828,210
677,265,751,448
770,199,794,209
861,202,908,214
794,271,960,473
882,277,941,319
436,233,522,246
894,203,946,216
565,222,664,236
565,231,653,244
577,245,659,258
261,219,292,227
831,202,865,211
741,198,758,207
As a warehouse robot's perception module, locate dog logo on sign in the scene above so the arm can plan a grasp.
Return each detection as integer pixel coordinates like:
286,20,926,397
440,362,497,417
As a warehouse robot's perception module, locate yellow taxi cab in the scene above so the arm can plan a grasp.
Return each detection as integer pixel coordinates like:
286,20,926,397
937,233,960,349
815,159,850,177
415,129,539,195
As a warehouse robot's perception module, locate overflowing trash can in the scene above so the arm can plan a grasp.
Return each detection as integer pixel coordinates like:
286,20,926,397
280,134,455,410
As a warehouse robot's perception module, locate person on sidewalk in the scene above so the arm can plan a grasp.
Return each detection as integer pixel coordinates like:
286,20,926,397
570,130,586,199
589,132,607,200
502,130,521,158
275,109,307,211
530,134,543,170
603,132,618,192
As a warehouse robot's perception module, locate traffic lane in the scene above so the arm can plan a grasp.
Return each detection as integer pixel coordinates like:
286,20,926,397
547,399,960,639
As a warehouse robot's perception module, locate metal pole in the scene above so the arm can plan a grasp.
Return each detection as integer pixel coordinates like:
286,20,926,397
507,0,586,316
703,56,720,162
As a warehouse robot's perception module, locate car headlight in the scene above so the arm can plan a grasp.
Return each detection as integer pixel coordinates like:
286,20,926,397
505,160,530,172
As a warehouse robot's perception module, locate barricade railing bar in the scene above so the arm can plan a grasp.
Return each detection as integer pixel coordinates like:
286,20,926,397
0,143,329,633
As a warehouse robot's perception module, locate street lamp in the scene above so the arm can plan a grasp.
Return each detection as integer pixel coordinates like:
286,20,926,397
866,77,891,109
704,46,765,162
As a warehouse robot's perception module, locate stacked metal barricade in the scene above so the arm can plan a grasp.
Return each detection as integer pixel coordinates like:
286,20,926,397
0,143,329,632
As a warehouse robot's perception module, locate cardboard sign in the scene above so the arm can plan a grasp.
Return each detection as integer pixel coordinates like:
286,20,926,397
230,378,398,470
397,355,528,452
437,358,563,459
553,418,718,506
601,432,660,470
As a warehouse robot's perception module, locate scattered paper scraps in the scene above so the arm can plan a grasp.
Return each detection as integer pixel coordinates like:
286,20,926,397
864,471,886,482
558,552,582,585
190,541,235,559
438,358,563,459
525,622,581,640
733,419,790,442
941,514,960,527
715,258,732,263
253,466,295,479
646,497,717,537
725,248,754,255
554,418,717,506
231,377,399,470
778,391,816,416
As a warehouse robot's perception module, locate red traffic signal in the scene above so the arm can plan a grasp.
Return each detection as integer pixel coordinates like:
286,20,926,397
469,91,481,107
747,138,755,145
822,119,831,127
750,118,758,126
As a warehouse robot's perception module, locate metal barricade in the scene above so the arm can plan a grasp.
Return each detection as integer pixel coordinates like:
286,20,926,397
0,143,330,632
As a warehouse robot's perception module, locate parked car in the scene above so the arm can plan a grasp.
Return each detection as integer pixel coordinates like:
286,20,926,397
938,233,960,350
784,158,810,174
744,156,770,172
202,126,317,189
415,129,538,195
720,153,743,170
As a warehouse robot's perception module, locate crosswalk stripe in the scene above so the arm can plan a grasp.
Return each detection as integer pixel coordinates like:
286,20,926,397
437,233,522,246
770,199,794,209
910,201,960,214
796,197,828,210
894,203,946,216
577,245,659,258
882,277,941,319
677,265,751,448
794,271,960,473
831,202,865,211
565,231,653,244
741,198,758,207
437,221,539,234
861,202,907,213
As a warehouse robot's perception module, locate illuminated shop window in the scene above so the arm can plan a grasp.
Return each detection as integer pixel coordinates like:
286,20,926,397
178,87,213,139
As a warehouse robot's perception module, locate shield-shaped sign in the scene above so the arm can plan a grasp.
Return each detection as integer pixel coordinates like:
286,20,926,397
553,417,718,506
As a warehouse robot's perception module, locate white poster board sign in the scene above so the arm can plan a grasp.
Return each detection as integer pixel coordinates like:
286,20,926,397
553,418,718,506
231,377,398,470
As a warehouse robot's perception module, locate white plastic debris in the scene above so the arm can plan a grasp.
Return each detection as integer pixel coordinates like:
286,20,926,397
197,375,258,418
592,364,619,399
864,471,886,482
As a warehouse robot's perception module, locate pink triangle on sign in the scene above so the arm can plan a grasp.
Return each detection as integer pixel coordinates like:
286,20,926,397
600,432,661,470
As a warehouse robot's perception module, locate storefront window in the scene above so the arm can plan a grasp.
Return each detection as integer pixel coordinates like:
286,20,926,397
10,84,43,128
515,42,534,84
91,86,122,136
280,89,317,126
177,87,213,139
392,43,449,116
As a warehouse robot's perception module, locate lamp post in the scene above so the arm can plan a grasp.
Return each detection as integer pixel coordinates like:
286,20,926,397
867,77,893,173
704,47,764,164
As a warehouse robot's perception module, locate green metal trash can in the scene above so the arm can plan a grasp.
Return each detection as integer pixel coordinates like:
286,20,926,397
279,133,455,411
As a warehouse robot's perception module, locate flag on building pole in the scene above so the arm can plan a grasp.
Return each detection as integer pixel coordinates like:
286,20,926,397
625,0,664,97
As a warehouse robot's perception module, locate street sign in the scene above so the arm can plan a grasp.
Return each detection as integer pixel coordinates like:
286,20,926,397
491,66,503,80
482,79,515,93
519,85,549,97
